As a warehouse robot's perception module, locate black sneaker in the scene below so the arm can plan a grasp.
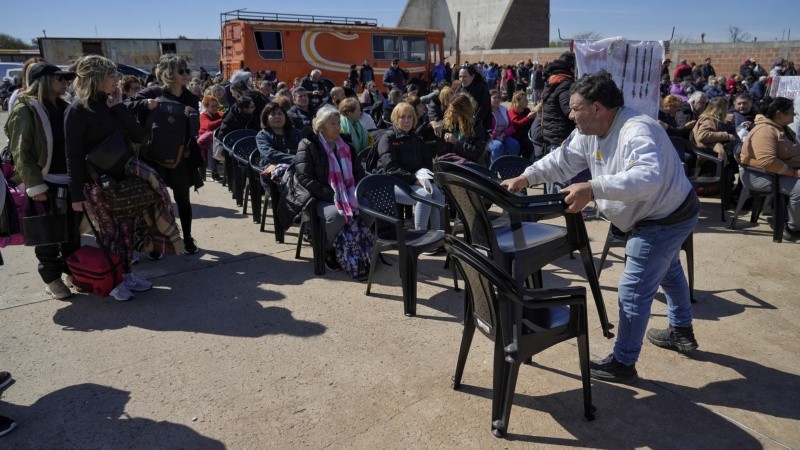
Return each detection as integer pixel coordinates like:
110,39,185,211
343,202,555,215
324,251,340,271
148,251,164,261
646,325,699,353
0,371,13,393
0,416,16,437
589,354,639,384
183,238,198,255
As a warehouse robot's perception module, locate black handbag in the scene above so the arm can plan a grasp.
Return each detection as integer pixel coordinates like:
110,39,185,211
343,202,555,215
86,131,133,176
102,176,158,219
22,195,69,247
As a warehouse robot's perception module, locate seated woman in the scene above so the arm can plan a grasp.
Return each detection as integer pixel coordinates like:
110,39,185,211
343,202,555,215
338,97,370,154
435,93,491,165
380,89,403,129
359,81,385,112
293,105,368,270
659,95,691,140
404,94,430,134
487,89,520,163
374,102,443,231
508,90,538,160
693,97,738,164
218,95,260,137
739,97,800,239
256,102,302,167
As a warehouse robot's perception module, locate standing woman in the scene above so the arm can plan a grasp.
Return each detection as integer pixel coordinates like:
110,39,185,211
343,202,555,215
65,55,182,301
129,54,202,255
5,62,79,299
456,64,492,133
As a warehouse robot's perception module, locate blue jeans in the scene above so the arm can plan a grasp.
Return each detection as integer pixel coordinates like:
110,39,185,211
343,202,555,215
394,183,444,230
488,136,520,164
613,214,698,365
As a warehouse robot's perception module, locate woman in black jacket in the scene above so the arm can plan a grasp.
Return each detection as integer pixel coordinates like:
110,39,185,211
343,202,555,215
456,64,492,133
66,55,181,301
128,53,203,255
293,104,367,270
375,102,443,230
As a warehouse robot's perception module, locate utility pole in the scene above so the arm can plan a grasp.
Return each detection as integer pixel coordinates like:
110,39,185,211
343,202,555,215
455,12,461,67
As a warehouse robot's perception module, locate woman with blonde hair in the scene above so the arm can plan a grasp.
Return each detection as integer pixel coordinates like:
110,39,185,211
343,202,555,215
65,55,182,301
658,95,691,140
374,102,443,230
437,92,490,164
6,62,79,299
692,97,738,163
128,53,203,256
338,97,369,153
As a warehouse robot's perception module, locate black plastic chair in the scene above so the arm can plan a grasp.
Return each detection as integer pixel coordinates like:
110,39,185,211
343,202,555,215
293,198,327,276
248,152,285,241
676,136,727,222
231,136,258,209
433,161,612,338
445,235,594,438
728,143,789,243
222,129,258,195
595,221,696,303
356,175,450,317
242,149,265,223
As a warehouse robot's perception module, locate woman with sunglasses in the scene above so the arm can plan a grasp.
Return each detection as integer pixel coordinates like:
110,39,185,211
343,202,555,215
128,53,203,256
6,62,80,299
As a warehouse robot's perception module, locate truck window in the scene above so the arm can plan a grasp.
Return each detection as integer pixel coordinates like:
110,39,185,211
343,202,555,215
255,31,283,60
372,35,400,61
402,36,426,62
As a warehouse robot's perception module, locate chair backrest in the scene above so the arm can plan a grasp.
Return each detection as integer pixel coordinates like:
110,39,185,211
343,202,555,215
490,155,532,181
249,149,262,171
222,129,258,150
433,164,503,255
356,174,407,239
232,136,258,163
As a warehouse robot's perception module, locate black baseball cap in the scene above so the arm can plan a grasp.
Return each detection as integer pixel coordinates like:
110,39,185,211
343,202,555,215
28,62,76,82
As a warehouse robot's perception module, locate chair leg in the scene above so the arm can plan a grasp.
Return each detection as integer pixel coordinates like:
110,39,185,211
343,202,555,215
682,233,695,303
241,173,250,215
311,215,326,276
451,319,475,389
364,244,382,296
728,186,752,230
596,226,615,277
403,253,419,317
260,191,269,232
773,195,787,243
495,360,522,438
576,314,595,421
579,245,614,338
295,221,306,259
490,338,509,438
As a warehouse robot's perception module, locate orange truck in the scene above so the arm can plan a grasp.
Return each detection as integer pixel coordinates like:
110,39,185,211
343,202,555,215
219,10,445,91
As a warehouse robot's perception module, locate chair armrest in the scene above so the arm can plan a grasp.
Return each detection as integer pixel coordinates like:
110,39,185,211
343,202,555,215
496,192,566,217
358,206,402,226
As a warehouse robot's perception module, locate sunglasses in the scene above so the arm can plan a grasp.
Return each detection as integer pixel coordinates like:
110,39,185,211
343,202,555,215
177,68,189,75
56,75,69,82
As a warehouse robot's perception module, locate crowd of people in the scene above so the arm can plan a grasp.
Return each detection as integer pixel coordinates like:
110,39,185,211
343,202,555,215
2,47,799,437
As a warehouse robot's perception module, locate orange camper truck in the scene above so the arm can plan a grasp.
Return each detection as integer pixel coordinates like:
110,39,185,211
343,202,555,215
220,10,445,91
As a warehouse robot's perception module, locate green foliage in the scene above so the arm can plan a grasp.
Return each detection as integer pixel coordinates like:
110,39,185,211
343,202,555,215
0,33,37,49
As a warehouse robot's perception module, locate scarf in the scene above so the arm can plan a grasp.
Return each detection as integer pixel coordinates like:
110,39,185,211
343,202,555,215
547,74,572,85
320,135,358,222
340,115,368,152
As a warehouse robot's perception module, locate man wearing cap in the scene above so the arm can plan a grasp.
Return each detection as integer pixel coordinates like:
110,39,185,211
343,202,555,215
383,59,408,91
5,62,81,300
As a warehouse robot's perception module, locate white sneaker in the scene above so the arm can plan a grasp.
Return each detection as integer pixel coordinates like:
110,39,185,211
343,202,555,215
45,279,73,300
124,272,153,292
109,283,135,301
63,275,86,293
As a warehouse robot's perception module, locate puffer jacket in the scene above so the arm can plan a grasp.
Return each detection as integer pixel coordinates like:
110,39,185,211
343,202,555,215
4,96,63,197
740,115,800,174
374,126,434,186
278,133,366,230
540,76,574,146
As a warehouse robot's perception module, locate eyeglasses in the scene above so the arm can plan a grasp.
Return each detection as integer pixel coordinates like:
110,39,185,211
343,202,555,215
177,68,188,75
56,75,68,82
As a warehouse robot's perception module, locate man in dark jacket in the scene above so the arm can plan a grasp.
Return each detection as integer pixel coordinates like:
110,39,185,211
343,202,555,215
698,58,716,80
675,91,708,129
300,70,330,114
288,87,313,132
358,60,374,89
383,59,408,91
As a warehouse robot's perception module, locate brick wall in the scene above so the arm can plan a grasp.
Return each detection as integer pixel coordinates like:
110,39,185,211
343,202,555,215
449,40,800,77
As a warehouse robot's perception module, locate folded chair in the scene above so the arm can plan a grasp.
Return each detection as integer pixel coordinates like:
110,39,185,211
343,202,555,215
445,235,594,438
221,129,258,195
242,149,264,223
433,161,612,338
356,175,451,316
231,136,257,209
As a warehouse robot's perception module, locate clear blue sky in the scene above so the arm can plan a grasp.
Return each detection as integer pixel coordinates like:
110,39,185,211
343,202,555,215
5,1,798,44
